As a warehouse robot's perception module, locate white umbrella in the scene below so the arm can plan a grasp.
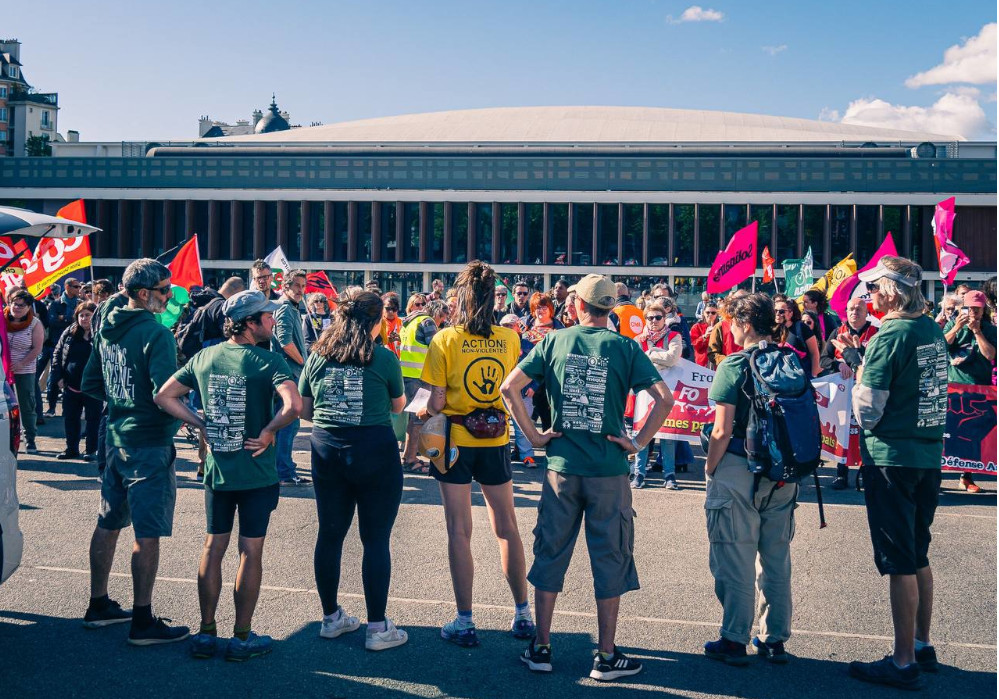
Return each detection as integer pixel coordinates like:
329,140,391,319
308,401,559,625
0,206,101,238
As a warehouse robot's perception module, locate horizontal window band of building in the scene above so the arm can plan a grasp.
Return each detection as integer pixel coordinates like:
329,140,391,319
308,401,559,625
4,198,994,273
0,155,995,193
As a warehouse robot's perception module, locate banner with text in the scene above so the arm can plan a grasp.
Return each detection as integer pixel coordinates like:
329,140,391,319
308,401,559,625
942,383,996,474
633,359,716,443
812,375,854,464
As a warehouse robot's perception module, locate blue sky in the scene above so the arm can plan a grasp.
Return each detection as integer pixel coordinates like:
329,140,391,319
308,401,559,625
4,0,996,141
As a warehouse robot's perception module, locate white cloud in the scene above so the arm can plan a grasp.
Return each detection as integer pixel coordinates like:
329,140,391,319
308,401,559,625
667,6,724,24
762,44,787,56
817,107,840,122
905,23,997,88
840,91,992,140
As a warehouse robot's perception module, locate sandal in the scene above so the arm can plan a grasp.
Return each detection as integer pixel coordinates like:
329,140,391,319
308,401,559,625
403,461,429,474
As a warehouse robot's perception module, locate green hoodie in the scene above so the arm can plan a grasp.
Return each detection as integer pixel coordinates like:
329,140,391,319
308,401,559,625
82,305,180,448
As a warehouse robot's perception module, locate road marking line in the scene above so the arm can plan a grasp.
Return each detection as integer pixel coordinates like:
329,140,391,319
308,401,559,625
30,565,996,651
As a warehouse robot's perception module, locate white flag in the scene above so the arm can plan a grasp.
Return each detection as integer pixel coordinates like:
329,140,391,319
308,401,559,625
263,245,291,273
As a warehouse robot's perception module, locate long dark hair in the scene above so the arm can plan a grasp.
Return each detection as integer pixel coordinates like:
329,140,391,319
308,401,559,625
729,293,777,340
312,290,383,366
71,301,98,340
453,260,496,338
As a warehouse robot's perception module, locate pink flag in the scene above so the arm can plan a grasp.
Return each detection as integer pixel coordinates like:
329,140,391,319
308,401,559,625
830,233,898,318
707,221,758,294
933,197,970,285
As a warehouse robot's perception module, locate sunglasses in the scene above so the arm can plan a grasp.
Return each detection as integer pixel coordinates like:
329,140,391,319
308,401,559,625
514,291,529,297
704,311,718,315
866,282,880,293
774,309,788,315
385,307,399,312
146,284,172,294
645,315,664,321
412,302,425,307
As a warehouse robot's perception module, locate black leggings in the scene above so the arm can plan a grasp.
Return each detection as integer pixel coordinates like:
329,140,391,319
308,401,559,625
311,424,403,622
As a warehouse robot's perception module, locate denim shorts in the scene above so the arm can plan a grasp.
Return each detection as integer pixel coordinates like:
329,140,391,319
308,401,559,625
98,445,177,539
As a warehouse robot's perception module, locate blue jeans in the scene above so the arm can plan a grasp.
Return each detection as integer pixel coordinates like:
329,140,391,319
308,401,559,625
275,418,301,480
512,394,535,460
632,438,677,479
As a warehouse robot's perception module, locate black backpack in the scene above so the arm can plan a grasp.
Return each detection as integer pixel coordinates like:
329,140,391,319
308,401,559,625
740,342,822,483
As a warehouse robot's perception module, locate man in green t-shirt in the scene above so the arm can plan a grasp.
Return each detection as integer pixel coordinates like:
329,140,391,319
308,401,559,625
849,257,948,691
502,274,673,682
270,269,310,485
155,290,302,662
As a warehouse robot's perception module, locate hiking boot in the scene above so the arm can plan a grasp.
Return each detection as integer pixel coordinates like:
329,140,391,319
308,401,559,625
225,632,273,662
664,475,679,490
365,619,408,651
915,645,939,673
441,618,480,647
511,617,536,639
849,655,926,690
753,637,789,664
319,607,360,639
830,477,848,490
631,474,645,489
82,598,132,628
704,638,750,666
127,617,190,646
189,633,218,659
589,647,643,681
520,639,552,673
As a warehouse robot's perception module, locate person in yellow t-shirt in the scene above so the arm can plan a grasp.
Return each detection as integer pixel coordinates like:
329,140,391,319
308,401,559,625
421,261,536,648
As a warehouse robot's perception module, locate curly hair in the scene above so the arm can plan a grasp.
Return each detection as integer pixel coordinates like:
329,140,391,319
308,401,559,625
311,290,383,366
453,261,496,338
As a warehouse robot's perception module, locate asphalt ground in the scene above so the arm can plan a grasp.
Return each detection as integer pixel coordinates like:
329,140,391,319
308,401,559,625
1,415,995,698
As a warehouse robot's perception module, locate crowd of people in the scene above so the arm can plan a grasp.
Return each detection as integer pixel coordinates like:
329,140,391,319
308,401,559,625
5,255,995,688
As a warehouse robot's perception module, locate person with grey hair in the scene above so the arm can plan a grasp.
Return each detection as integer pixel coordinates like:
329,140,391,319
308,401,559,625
271,269,310,485
303,292,333,348
934,293,962,329
79,258,189,646
848,256,948,690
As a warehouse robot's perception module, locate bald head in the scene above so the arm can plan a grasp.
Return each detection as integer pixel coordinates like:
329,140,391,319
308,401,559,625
846,298,868,328
615,282,629,297
219,276,246,299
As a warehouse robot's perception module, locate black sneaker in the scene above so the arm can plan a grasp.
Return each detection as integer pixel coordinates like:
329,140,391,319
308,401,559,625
127,617,191,646
589,647,643,682
520,639,553,673
830,477,848,490
24,442,38,454
57,450,83,460
753,637,789,664
915,645,939,673
849,655,926,690
83,598,132,628
704,637,750,666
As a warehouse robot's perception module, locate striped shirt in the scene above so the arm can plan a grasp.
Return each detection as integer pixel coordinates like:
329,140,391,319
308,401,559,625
9,317,40,375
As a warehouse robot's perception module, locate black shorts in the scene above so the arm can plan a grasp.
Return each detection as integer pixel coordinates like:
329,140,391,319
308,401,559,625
205,483,280,538
433,444,512,486
861,465,941,576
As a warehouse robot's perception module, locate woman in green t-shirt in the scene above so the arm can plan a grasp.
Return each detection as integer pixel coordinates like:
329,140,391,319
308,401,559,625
702,293,798,666
299,290,409,652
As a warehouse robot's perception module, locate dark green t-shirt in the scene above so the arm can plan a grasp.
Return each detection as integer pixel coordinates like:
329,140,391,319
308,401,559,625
707,346,755,440
518,325,662,477
943,319,997,385
860,315,948,469
300,345,404,429
174,342,294,490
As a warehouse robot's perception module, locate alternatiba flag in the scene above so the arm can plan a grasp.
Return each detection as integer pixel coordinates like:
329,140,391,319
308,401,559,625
707,221,757,294
830,233,898,318
933,197,970,285
783,246,814,298
762,246,776,285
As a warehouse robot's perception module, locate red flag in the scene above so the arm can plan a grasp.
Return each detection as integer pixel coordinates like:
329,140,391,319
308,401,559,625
20,236,92,298
306,271,337,299
0,236,30,266
166,236,203,291
762,246,775,284
56,199,87,224
707,222,758,294
932,197,970,285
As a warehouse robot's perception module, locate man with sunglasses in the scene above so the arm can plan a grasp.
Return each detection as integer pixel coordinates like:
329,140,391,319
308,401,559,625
509,281,533,324
44,277,84,416
80,258,189,646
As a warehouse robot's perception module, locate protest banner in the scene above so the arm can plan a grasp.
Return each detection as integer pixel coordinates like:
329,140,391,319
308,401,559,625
707,221,757,294
812,375,854,464
633,358,716,443
942,383,996,474
932,197,970,286
20,236,92,299
782,246,813,298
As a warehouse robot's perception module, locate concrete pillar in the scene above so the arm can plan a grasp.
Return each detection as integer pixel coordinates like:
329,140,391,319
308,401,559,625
276,201,288,252
117,200,130,258
491,202,501,263
347,202,357,262
324,201,335,262
396,201,404,263
253,201,266,259
140,200,154,258
300,201,312,262
516,202,525,265
371,202,382,263
162,200,176,252
443,202,452,264
419,202,429,264
207,200,220,260
230,201,242,260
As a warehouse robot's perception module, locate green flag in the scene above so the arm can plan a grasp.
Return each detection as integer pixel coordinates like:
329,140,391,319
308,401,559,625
782,247,814,298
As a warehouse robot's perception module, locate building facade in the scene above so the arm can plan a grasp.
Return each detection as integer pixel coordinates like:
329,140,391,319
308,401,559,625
0,39,59,157
1,107,995,308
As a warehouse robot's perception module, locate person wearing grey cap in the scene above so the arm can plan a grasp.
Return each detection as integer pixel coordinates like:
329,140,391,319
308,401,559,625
502,273,674,681
154,290,302,661
848,256,948,690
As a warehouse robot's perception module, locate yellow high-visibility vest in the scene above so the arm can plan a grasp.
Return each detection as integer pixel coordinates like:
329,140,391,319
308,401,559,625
399,313,431,379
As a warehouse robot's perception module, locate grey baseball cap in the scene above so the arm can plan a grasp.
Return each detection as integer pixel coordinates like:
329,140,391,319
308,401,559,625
223,290,280,321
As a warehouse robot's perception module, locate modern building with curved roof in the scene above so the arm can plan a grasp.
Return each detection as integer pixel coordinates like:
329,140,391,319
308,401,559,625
0,105,994,306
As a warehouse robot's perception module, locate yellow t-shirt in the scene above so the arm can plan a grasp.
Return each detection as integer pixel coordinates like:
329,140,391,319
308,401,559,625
421,325,520,448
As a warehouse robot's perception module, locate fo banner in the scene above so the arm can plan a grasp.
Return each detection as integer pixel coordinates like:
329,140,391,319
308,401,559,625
942,383,996,474
633,359,716,443
812,376,854,464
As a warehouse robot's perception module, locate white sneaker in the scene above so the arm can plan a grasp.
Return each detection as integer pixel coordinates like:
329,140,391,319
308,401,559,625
366,619,408,651
319,607,360,639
